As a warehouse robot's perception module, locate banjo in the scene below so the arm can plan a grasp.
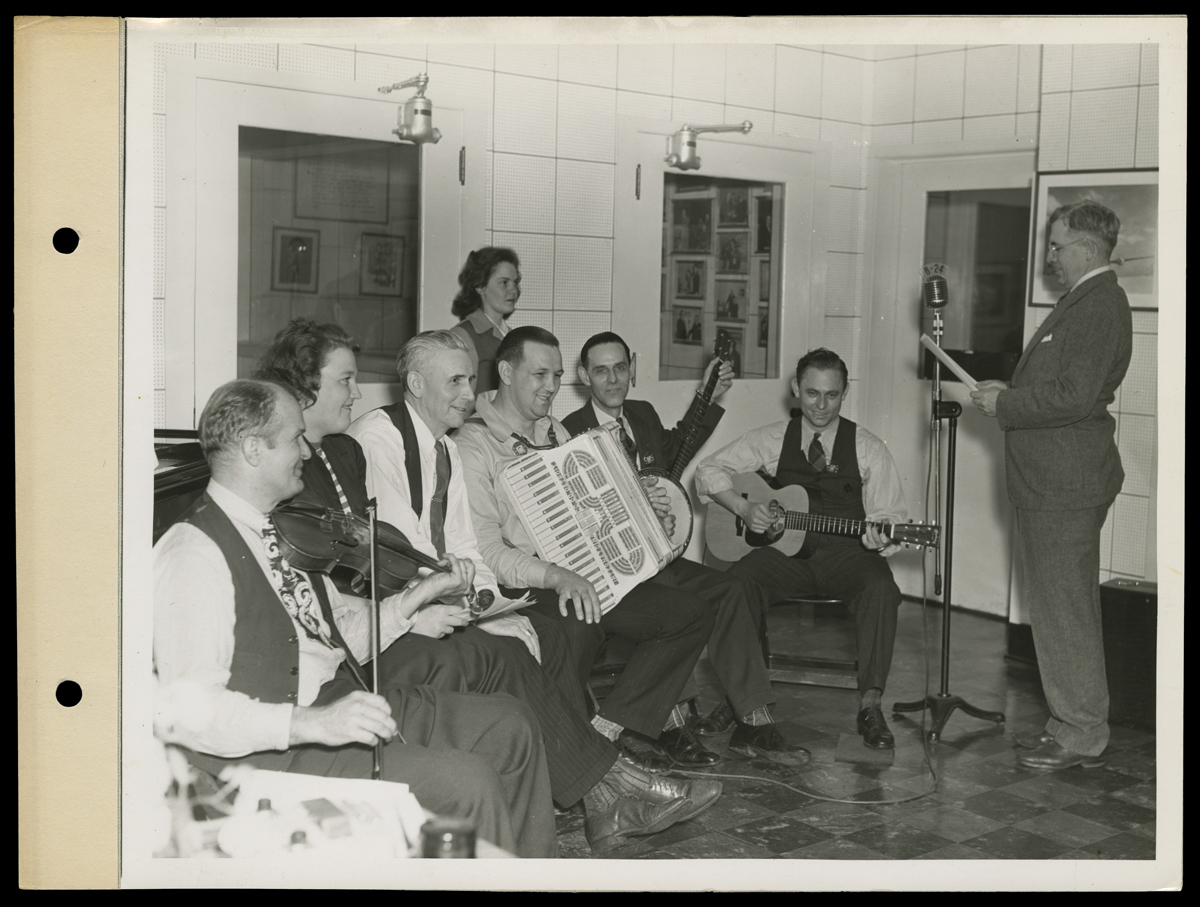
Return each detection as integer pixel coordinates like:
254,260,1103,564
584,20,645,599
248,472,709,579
637,334,736,550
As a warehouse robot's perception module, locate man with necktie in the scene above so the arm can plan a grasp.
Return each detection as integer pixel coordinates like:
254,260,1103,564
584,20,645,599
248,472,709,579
696,348,908,749
153,379,558,857
345,329,720,849
562,332,809,765
971,200,1133,771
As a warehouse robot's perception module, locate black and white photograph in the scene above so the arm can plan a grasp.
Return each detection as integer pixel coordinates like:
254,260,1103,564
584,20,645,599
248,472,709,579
671,198,713,253
715,279,747,322
674,259,707,299
19,16,1179,893
717,232,749,274
673,304,703,346
755,196,773,253
718,185,750,227
271,226,320,293
1031,171,1159,309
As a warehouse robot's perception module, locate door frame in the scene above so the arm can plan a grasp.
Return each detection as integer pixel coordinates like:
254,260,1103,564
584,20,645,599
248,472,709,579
163,58,487,427
862,137,1037,615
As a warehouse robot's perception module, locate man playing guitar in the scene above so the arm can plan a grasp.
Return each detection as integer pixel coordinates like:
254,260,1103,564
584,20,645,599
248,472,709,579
562,332,809,767
695,348,907,749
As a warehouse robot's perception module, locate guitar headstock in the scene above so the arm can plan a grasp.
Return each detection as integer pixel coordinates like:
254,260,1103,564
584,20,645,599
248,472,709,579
890,521,940,550
713,332,736,365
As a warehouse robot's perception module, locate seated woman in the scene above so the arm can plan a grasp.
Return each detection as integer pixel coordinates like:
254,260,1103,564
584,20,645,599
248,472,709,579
448,247,521,399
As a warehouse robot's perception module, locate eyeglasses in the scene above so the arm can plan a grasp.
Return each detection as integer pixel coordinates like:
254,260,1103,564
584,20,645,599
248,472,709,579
1048,237,1087,255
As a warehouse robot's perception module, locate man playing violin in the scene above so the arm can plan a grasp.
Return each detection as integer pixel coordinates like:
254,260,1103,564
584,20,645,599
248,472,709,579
562,332,808,766
695,348,908,749
260,320,719,853
154,378,556,857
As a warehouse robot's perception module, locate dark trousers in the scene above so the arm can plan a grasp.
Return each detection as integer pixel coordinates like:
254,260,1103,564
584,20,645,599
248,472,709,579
373,616,616,807
291,682,557,858
727,537,901,694
1016,504,1111,757
510,581,713,738
650,558,775,717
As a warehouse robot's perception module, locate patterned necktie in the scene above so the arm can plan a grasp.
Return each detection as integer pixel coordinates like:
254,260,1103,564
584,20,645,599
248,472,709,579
261,520,336,649
808,432,826,474
429,441,451,557
313,446,352,515
618,418,638,469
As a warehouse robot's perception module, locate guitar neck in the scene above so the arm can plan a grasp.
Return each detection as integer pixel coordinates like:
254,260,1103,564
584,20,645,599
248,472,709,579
783,511,888,539
667,364,722,482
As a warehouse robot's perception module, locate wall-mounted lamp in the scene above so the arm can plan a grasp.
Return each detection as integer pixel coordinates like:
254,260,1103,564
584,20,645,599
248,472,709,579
664,120,753,171
378,73,442,145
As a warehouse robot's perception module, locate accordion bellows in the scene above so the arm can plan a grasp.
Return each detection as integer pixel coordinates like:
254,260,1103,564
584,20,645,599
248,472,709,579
498,422,682,614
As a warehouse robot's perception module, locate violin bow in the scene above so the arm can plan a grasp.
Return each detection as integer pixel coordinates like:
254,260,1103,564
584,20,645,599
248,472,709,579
367,497,383,781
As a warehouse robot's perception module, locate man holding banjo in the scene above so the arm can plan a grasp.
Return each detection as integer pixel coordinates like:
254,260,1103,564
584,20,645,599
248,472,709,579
558,331,810,767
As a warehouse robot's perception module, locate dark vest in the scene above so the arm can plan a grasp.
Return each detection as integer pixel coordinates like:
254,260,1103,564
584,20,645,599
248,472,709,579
773,417,866,523
458,317,503,395
379,401,450,519
177,492,364,776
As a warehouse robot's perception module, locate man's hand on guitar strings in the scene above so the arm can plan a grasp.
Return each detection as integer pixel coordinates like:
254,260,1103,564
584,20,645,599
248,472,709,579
862,524,899,557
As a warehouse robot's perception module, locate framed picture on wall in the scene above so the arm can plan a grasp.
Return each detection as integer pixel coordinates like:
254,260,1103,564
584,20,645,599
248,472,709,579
359,233,404,297
671,199,712,253
715,280,748,322
755,196,773,253
674,260,706,299
718,232,749,274
758,308,770,348
271,226,320,294
718,186,749,227
673,304,702,346
1030,170,1158,309
758,259,771,301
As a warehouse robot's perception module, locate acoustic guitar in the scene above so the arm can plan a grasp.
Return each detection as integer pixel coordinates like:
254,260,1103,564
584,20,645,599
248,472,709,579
638,333,736,551
705,471,939,561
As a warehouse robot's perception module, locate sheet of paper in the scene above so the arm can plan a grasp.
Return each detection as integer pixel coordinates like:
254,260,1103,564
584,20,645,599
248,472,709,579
919,333,979,392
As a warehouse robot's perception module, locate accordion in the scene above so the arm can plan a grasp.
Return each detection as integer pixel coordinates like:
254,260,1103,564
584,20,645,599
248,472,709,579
498,422,684,615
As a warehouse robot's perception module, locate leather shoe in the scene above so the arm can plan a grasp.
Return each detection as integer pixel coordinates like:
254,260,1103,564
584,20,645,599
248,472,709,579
615,741,672,774
692,701,736,736
1014,729,1056,749
728,722,811,767
653,726,722,766
856,707,896,749
1017,741,1106,770
584,796,692,853
612,752,723,822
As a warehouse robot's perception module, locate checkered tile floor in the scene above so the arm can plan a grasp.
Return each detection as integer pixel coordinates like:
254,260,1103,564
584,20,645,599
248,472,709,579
555,601,1156,860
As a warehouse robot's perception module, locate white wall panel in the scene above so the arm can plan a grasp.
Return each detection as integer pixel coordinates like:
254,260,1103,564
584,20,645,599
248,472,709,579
1072,44,1140,90
493,73,557,157
673,43,725,103
196,42,277,70
557,82,616,163
772,112,821,141
914,50,965,121
278,44,354,80
554,160,614,238
774,46,822,118
553,236,613,312
1117,413,1156,497
872,57,916,125
1037,93,1070,171
821,53,865,123
427,44,493,71
964,45,1018,117
495,43,558,80
492,231,555,310
1040,45,1073,93
616,90,672,121
1136,84,1159,169
725,44,775,112
492,153,556,234
1068,87,1137,170
616,44,673,96
558,44,618,88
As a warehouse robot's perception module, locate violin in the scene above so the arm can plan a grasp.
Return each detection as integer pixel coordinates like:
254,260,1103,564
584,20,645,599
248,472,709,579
270,500,494,616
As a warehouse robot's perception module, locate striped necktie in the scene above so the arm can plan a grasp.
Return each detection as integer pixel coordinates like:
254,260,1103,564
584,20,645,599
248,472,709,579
313,445,353,515
808,432,826,474
429,441,450,557
618,418,638,469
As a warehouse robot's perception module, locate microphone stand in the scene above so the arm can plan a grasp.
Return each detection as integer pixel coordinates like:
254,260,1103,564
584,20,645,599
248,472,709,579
892,307,1006,742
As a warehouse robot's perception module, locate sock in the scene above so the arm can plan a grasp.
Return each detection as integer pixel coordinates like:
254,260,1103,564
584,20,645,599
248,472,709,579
661,704,689,732
739,706,774,727
591,714,623,741
861,688,883,710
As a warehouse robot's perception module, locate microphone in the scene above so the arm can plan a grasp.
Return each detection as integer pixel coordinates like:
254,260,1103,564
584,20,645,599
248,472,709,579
922,262,949,309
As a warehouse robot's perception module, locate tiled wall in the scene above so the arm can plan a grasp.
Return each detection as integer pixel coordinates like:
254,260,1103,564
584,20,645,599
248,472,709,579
154,41,1157,581
863,43,1158,583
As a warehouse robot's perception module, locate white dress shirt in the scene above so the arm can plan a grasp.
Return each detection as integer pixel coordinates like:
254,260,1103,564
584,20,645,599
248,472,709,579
590,399,639,469
346,403,502,598
153,479,347,758
694,416,908,524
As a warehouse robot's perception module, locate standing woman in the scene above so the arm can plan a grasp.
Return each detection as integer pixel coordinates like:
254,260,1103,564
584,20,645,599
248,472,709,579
449,247,521,397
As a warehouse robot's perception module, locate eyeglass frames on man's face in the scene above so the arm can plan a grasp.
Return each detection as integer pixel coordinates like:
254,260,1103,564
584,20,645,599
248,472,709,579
1048,236,1087,256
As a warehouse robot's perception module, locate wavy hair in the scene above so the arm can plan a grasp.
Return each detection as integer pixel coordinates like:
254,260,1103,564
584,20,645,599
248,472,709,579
451,247,521,319
253,318,358,407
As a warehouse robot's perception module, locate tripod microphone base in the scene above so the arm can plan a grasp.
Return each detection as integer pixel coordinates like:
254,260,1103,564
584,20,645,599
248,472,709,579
892,693,1006,744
